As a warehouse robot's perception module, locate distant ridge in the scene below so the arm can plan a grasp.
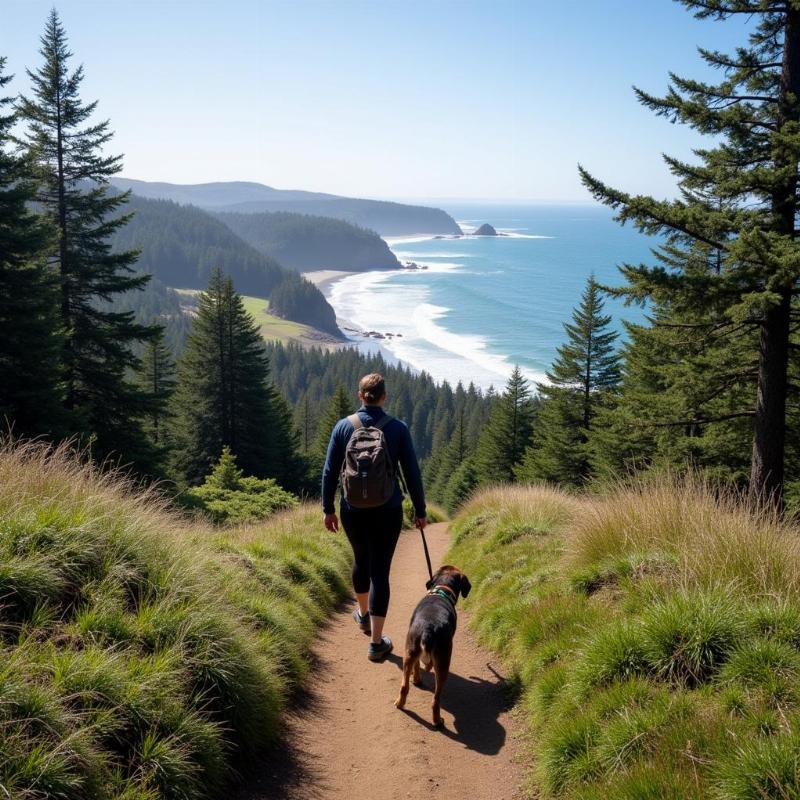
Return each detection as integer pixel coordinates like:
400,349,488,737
217,211,400,272
111,178,463,236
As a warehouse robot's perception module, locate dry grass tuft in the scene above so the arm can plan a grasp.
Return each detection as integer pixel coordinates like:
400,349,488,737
571,474,800,598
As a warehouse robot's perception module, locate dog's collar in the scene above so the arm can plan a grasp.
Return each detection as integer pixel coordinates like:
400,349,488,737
428,584,458,606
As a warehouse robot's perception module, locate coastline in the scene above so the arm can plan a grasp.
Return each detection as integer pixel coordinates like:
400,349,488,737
301,207,651,391
301,267,408,366
302,242,530,389
302,269,358,295
302,229,552,390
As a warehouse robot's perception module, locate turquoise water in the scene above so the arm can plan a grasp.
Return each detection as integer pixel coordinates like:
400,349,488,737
327,204,654,391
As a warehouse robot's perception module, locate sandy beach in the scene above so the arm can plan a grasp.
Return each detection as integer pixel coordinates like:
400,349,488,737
301,269,357,296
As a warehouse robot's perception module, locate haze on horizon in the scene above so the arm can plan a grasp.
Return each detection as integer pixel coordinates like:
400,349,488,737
6,0,751,203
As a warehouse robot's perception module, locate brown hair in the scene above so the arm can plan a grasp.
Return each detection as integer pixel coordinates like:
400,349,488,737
359,373,386,404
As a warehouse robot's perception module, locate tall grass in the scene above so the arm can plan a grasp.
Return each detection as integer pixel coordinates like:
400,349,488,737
0,440,350,799
447,476,800,799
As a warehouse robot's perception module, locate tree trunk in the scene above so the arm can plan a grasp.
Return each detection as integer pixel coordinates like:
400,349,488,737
750,8,800,507
228,288,236,452
750,287,791,505
54,56,72,409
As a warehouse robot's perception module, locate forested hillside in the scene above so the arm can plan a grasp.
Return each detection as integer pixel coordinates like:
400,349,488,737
106,194,341,336
105,276,192,356
111,177,463,235
218,210,399,271
266,342,493,464
108,195,286,294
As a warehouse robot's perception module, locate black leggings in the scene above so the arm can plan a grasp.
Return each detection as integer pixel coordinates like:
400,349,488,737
340,505,403,617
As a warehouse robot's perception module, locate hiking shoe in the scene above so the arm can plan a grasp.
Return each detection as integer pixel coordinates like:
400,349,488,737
368,636,393,661
353,608,371,635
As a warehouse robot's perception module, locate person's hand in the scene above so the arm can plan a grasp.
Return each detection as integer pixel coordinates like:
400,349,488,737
414,515,428,531
324,513,339,532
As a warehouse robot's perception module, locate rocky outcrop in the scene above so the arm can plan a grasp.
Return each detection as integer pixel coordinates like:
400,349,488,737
473,223,498,236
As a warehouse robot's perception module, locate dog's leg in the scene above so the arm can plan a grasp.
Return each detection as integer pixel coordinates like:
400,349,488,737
431,645,452,728
394,653,416,710
412,658,422,687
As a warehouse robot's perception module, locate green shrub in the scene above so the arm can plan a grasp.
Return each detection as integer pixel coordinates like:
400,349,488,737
576,622,649,688
183,447,297,524
402,497,447,527
639,589,743,686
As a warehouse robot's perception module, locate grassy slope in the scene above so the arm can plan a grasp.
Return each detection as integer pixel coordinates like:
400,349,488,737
176,289,327,347
239,295,309,343
0,441,350,800
447,481,800,799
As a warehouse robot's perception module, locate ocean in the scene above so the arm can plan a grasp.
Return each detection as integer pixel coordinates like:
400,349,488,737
326,204,656,391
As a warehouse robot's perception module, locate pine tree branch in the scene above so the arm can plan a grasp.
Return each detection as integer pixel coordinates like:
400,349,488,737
681,1,788,17
579,166,731,252
631,410,755,429
697,47,781,72
653,319,755,330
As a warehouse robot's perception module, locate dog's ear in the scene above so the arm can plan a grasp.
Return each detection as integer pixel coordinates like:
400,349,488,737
460,573,472,598
426,566,446,590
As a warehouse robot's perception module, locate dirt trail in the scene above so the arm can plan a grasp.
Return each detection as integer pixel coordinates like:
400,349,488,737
240,522,522,800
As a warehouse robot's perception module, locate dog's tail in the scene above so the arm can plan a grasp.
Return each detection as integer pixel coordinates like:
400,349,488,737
420,630,435,668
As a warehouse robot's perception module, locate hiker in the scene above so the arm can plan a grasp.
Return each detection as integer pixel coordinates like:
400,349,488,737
322,373,427,661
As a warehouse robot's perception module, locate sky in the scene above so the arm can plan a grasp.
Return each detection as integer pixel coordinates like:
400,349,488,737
4,0,753,202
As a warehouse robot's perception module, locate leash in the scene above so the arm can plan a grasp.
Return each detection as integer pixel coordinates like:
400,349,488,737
419,525,433,581
397,459,432,581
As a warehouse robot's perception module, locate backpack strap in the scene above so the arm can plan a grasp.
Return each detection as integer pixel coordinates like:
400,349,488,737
348,413,363,430
372,414,405,491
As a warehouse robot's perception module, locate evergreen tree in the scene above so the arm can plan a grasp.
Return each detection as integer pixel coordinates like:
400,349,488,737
427,404,472,503
207,445,243,490
136,326,175,447
294,391,314,453
517,277,621,486
268,390,309,493
443,457,479,513
474,367,535,484
588,301,756,485
18,11,158,467
0,56,64,436
311,383,355,473
171,268,298,487
580,2,800,505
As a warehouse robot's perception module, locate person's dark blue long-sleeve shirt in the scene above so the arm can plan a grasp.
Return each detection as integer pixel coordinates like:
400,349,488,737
321,405,426,517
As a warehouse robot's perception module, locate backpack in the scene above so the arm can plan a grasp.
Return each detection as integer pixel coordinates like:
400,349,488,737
340,413,396,508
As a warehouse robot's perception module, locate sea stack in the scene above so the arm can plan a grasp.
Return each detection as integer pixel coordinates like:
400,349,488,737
473,223,498,236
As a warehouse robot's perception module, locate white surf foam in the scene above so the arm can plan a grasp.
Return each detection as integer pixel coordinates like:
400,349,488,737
394,250,475,259
328,269,545,390
499,232,555,239
410,304,545,386
383,234,439,246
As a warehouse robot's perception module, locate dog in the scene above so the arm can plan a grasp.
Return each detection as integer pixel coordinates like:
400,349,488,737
394,564,471,727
